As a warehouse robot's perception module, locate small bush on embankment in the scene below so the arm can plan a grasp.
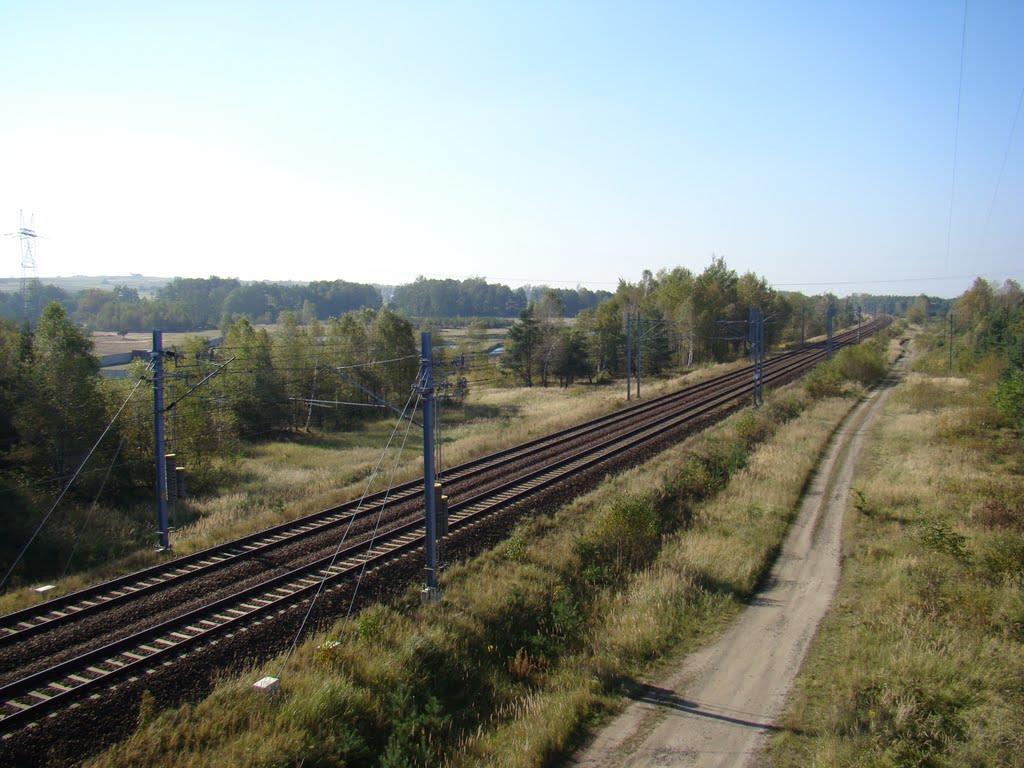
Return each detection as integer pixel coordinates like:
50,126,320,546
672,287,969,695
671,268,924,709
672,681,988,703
769,370,1024,768
90,380,868,768
804,339,888,399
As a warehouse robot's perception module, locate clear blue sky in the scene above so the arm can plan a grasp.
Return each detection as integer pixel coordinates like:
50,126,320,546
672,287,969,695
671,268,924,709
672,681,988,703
2,1,1021,297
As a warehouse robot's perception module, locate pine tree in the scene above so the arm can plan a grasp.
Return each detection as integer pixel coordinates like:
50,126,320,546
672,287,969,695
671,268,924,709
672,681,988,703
504,306,540,386
224,318,287,437
16,303,106,477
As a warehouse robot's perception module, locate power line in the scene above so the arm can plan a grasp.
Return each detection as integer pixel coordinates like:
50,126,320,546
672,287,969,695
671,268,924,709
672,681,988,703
1,376,146,591
334,354,419,370
945,0,969,274
285,386,420,658
981,80,1024,255
60,437,126,579
344,391,420,618
773,270,1024,288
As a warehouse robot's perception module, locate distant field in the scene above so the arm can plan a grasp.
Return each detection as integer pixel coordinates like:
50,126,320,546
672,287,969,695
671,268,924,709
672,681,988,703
90,329,221,357
87,322,507,358
0,274,171,297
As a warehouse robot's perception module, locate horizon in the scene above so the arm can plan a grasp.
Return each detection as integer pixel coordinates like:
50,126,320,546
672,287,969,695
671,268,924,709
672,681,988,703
4,268,1013,301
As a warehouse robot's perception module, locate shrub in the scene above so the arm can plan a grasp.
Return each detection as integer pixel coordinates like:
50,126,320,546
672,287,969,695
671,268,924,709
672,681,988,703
699,438,747,486
576,493,660,575
836,342,887,387
896,378,950,412
666,456,718,504
916,521,971,564
969,499,1023,531
378,688,450,768
765,391,805,423
504,529,527,561
994,368,1024,432
804,362,844,398
978,533,1024,586
733,410,773,448
354,604,391,642
804,342,887,397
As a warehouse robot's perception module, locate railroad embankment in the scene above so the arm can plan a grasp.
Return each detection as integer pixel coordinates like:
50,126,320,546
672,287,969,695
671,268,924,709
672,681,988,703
87,339,893,768
768,357,1024,765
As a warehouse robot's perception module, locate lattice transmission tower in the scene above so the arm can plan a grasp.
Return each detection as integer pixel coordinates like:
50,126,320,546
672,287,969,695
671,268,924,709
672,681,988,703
3,210,40,319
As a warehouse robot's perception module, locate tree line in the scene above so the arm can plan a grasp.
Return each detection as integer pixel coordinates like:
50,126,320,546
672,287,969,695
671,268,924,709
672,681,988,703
1,276,616,332
373,276,612,320
0,277,384,332
500,257,872,387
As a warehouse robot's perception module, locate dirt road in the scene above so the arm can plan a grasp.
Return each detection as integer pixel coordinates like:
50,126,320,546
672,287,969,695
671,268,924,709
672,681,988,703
569,368,902,768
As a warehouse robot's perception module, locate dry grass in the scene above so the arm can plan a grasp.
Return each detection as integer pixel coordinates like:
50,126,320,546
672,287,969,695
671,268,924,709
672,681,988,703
769,363,1024,767
86,372,863,768
89,330,222,357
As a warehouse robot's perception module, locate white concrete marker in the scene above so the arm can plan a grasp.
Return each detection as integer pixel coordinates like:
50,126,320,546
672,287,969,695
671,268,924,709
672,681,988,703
253,676,280,696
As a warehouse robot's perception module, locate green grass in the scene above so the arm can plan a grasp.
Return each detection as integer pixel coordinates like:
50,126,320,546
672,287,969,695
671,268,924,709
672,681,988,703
768,368,1024,767
87,369,869,768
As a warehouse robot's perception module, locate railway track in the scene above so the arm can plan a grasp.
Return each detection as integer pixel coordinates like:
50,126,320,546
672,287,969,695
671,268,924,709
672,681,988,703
0,320,887,736
0,322,878,651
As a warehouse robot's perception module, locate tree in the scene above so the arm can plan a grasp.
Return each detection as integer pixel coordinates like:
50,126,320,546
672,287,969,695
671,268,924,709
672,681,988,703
162,335,236,479
273,312,314,429
223,318,287,437
223,284,272,322
955,278,995,328
692,256,740,360
553,328,590,387
504,306,540,386
370,308,418,405
638,307,672,375
15,303,106,477
534,291,566,387
0,319,25,456
907,295,929,324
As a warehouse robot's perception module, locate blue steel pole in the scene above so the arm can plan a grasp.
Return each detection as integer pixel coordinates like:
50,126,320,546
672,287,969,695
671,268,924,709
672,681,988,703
625,314,632,401
753,309,761,409
826,304,835,360
635,312,641,399
420,331,439,601
748,307,760,407
152,330,169,550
